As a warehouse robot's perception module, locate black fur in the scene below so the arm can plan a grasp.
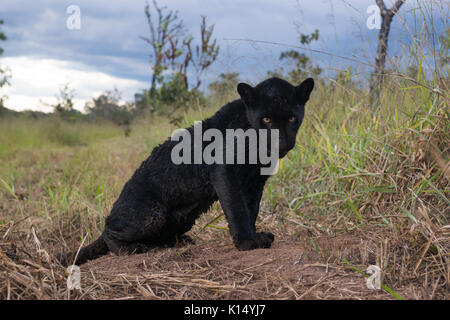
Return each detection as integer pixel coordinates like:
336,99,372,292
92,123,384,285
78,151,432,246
58,77,314,266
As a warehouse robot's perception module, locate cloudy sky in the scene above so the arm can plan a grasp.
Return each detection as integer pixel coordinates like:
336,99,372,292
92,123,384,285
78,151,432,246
0,0,446,112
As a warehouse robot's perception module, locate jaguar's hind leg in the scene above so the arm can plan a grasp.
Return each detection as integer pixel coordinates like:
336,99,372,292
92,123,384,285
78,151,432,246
103,200,168,254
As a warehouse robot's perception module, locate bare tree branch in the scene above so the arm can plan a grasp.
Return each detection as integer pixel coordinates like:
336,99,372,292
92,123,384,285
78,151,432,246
140,0,185,96
376,0,405,17
390,0,406,16
140,2,219,96
191,16,220,90
370,0,406,106
375,0,387,15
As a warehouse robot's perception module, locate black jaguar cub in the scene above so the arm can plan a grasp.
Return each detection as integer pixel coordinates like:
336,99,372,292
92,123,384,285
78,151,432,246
59,77,314,265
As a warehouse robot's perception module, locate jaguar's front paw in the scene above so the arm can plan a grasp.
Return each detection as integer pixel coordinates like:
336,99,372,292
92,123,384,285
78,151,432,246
235,232,274,251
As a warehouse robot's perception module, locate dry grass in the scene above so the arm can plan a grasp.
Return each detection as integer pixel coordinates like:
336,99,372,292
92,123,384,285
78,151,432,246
1,211,447,300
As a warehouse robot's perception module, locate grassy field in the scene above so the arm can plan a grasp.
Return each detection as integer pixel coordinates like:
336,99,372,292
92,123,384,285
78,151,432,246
0,71,448,299
0,3,449,299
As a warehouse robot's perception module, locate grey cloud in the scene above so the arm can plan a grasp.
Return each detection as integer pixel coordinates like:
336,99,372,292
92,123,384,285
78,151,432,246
0,0,445,89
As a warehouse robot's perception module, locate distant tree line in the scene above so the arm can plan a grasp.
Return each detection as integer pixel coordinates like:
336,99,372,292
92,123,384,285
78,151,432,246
0,19,11,114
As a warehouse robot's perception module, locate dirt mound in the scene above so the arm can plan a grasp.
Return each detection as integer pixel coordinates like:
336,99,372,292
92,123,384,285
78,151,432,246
75,235,413,299
1,225,443,300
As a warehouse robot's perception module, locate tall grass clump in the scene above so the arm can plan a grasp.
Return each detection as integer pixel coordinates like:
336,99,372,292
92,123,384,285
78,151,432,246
268,1,448,295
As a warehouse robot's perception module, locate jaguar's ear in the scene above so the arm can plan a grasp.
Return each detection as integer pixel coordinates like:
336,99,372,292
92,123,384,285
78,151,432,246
237,82,256,108
295,78,314,104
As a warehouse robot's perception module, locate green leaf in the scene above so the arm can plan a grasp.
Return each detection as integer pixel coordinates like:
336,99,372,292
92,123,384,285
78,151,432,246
342,258,404,300
401,208,418,224
0,177,18,200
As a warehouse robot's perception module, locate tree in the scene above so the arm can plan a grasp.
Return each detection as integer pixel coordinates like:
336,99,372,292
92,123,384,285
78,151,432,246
269,29,322,84
369,0,406,106
140,0,185,97
164,33,190,89
279,50,322,84
138,4,219,115
188,16,220,90
139,2,219,116
85,89,133,135
0,20,6,55
0,19,11,109
45,83,84,121
162,15,219,91
53,83,76,113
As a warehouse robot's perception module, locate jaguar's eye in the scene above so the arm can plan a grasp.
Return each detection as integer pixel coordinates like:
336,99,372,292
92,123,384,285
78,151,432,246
262,117,271,124
288,116,296,123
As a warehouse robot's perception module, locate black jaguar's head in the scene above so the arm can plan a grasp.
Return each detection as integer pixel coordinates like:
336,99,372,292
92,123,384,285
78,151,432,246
237,77,314,158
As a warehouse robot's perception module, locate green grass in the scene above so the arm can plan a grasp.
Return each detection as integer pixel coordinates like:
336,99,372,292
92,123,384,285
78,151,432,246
0,74,447,300
0,117,124,156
